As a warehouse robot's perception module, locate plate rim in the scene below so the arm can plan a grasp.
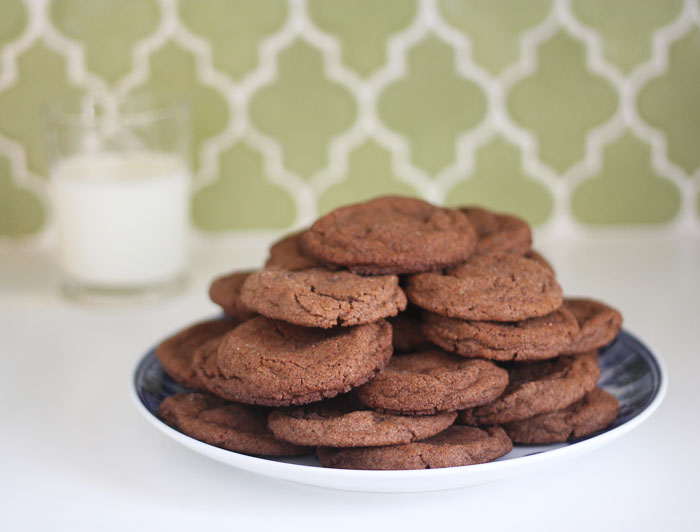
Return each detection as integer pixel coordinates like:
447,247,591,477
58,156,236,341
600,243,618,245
130,328,668,487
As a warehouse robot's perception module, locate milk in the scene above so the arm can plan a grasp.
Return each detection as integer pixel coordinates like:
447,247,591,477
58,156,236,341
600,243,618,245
51,151,189,287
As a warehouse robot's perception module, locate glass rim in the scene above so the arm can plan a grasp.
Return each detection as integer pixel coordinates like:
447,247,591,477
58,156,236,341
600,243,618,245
44,91,190,128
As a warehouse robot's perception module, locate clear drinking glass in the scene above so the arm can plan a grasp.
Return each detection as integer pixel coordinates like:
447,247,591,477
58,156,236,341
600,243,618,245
45,92,191,302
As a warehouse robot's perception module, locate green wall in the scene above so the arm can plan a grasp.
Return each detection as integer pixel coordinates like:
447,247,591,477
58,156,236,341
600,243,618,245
1,0,698,239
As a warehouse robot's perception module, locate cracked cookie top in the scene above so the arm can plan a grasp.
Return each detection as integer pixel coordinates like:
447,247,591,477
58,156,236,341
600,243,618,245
502,387,619,444
265,231,322,271
458,350,600,425
421,306,579,362
267,396,456,447
300,196,477,274
562,298,623,354
459,206,532,255
405,252,563,321
354,349,508,415
155,318,238,390
209,270,257,322
240,267,407,328
159,392,311,456
194,316,393,406
317,425,513,470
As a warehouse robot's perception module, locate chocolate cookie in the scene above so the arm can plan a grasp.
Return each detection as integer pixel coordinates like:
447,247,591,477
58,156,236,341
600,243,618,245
389,309,432,353
195,316,393,407
300,196,477,274
562,298,623,354
158,392,311,456
266,232,322,271
209,271,257,321
503,387,619,444
421,306,579,362
460,206,532,255
239,268,407,328
354,350,508,415
155,318,237,390
524,249,555,274
317,425,512,470
458,351,600,425
406,252,563,321
267,397,457,447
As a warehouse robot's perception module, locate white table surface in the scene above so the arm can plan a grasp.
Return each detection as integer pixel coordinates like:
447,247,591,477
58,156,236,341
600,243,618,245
2,233,699,531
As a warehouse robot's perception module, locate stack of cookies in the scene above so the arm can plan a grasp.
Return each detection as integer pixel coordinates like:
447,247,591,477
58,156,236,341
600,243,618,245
156,196,623,470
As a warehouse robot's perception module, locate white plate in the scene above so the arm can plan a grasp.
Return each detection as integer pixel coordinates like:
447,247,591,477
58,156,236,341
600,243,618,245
132,329,666,492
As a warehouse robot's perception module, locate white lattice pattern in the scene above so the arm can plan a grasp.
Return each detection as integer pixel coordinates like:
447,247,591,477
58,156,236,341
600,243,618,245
1,0,698,246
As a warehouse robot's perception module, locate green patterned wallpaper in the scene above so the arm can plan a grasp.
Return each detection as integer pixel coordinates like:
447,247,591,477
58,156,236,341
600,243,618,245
1,0,699,240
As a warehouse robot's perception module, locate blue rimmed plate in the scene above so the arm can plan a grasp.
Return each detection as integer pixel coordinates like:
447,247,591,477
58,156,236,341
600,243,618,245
131,329,666,492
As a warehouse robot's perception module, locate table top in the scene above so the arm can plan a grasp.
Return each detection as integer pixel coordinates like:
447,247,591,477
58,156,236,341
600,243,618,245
2,233,698,531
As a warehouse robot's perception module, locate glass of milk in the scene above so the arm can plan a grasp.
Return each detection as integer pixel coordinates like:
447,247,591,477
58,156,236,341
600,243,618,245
45,92,191,302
